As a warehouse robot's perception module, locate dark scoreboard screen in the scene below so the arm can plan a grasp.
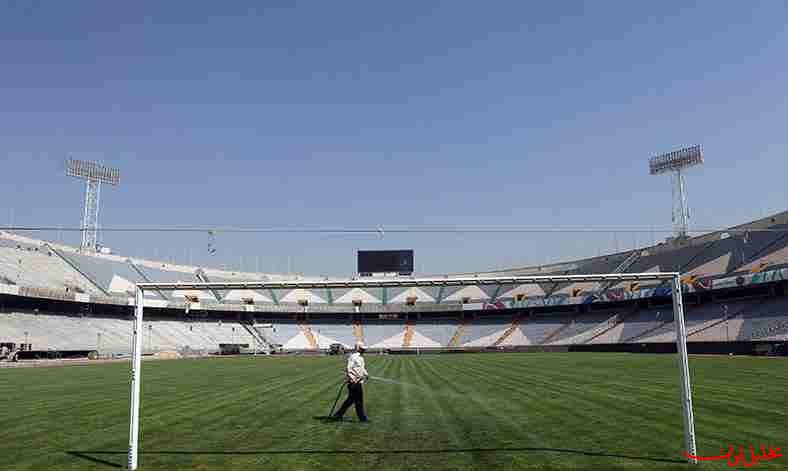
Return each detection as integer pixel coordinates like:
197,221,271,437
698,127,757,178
358,250,414,275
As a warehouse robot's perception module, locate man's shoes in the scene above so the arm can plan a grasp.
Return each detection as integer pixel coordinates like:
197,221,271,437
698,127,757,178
359,418,370,423
326,415,343,422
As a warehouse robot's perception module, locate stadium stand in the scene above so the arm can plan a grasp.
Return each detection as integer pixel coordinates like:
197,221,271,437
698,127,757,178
3,295,788,354
546,311,619,345
458,319,511,346
492,315,522,346
265,321,302,347
59,250,148,296
310,319,357,347
1,211,788,356
0,239,99,295
684,300,764,342
362,322,406,347
412,320,459,347
0,310,255,355
520,315,572,344
737,297,788,340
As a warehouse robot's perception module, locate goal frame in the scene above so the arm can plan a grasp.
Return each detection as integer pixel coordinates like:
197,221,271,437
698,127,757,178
127,272,697,469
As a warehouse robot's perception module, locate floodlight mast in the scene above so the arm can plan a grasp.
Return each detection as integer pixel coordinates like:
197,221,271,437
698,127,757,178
649,145,704,239
65,159,120,252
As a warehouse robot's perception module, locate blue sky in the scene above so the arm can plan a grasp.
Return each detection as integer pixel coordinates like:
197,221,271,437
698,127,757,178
1,1,787,275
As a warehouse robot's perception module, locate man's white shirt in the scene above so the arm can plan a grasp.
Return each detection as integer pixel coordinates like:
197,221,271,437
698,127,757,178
346,352,368,384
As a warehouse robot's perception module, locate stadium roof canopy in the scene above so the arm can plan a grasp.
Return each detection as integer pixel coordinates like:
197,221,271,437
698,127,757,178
137,272,680,291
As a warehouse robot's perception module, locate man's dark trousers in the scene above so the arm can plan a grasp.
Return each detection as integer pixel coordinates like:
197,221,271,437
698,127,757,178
334,382,367,421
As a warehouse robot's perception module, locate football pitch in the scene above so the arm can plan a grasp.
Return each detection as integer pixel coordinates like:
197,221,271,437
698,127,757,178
1,353,786,471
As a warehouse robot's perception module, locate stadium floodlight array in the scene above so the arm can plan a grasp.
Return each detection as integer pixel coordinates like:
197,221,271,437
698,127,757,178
649,145,704,239
66,158,121,252
126,272,699,469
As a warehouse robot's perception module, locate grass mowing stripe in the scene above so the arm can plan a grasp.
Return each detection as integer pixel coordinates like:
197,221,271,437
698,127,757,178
434,355,689,461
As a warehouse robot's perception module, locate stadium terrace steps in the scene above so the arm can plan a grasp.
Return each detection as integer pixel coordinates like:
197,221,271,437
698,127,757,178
741,315,788,340
448,319,468,347
267,322,301,346
635,303,730,343
353,321,364,345
310,321,356,347
734,224,788,274
498,326,531,346
756,321,788,340
461,326,509,347
298,323,319,349
548,311,622,345
363,323,405,347
241,322,268,350
539,315,576,345
493,316,520,346
520,316,571,345
412,321,457,346
739,242,788,273
597,308,672,344
736,296,788,340
623,302,711,343
747,314,788,340
584,307,639,344
622,317,672,343
459,320,511,346
407,331,443,348
688,317,746,342
251,325,276,348
282,329,314,350
685,299,766,341
146,321,180,349
144,320,253,351
402,321,415,348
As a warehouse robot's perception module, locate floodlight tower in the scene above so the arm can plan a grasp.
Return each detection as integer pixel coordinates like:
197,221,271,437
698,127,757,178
66,158,121,252
649,145,704,239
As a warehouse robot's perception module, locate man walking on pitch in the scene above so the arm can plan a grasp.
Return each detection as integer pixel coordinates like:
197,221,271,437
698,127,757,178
331,342,369,422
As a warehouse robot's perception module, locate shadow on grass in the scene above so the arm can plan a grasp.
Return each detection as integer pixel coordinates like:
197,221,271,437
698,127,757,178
312,415,364,423
68,447,686,467
66,451,123,468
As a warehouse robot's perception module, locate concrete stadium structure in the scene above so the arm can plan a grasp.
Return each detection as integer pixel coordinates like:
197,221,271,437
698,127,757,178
1,211,788,356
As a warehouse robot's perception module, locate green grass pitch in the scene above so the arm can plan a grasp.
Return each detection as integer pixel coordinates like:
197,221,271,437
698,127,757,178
1,353,786,470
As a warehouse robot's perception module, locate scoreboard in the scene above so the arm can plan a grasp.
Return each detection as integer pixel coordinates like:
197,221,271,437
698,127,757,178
357,250,414,275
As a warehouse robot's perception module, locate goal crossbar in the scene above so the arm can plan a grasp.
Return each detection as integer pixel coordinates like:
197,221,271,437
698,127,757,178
127,272,697,469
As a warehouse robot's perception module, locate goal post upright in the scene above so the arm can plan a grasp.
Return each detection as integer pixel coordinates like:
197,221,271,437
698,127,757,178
128,287,144,470
671,273,697,463
126,272,698,469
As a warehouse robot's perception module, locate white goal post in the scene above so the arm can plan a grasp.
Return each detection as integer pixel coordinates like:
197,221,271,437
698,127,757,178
127,272,698,469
